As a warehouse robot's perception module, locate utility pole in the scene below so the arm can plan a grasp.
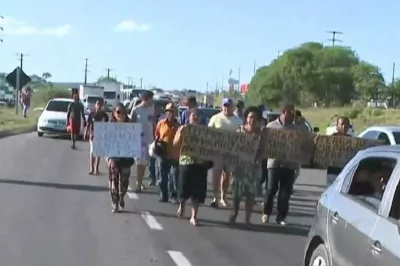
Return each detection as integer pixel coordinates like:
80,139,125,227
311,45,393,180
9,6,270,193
327,31,343,46
391,62,396,107
253,61,256,75
84,58,89,85
105,68,113,80
206,82,209,93
15,53,28,114
140,78,143,89
18,53,24,69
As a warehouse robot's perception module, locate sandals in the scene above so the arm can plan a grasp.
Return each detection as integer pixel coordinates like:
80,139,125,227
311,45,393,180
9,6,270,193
177,204,185,218
190,217,199,226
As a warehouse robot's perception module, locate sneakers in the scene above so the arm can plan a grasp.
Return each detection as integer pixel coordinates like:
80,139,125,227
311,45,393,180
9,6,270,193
111,203,119,213
261,214,269,224
276,219,286,226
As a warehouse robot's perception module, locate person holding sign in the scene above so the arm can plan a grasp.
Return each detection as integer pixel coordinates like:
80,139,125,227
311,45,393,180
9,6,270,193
208,98,243,208
173,110,208,226
107,104,135,213
262,104,298,225
67,93,86,149
154,103,180,203
85,100,109,175
230,106,262,227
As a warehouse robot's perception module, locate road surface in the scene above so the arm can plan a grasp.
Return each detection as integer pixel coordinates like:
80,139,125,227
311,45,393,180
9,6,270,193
0,133,327,266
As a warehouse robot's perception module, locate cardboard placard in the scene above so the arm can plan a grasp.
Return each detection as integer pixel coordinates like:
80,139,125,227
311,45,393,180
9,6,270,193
312,135,385,168
260,128,316,165
92,122,142,158
180,125,260,167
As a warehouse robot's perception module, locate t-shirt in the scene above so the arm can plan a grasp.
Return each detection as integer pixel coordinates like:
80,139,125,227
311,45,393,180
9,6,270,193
130,104,155,144
181,109,207,125
87,110,109,139
68,102,84,121
208,112,243,131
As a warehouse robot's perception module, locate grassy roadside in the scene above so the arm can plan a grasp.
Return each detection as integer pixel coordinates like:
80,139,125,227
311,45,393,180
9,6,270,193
0,87,70,133
301,107,400,134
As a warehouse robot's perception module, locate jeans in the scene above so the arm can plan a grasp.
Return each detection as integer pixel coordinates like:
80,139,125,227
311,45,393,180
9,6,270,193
22,104,29,117
149,156,157,183
263,167,295,221
158,158,179,201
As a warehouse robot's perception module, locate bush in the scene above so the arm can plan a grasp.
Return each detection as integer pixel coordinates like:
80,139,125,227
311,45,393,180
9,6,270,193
31,88,70,106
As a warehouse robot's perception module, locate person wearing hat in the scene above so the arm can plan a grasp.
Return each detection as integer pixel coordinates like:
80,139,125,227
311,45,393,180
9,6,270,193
130,90,155,192
234,100,245,121
208,97,243,208
154,102,181,203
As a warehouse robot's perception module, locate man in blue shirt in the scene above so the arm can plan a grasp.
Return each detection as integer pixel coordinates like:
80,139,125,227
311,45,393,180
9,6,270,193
180,96,207,125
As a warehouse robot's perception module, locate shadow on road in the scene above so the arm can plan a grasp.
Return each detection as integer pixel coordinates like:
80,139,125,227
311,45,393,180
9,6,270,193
0,178,109,192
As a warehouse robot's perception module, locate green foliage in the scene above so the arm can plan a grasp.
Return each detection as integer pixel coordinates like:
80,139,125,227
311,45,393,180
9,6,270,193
247,42,388,107
31,86,70,106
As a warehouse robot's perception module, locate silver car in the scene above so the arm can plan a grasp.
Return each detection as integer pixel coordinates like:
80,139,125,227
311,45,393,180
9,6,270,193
304,145,400,266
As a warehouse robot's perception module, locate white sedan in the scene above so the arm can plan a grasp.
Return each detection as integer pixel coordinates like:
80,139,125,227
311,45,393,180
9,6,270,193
325,121,355,136
37,98,87,138
358,126,400,145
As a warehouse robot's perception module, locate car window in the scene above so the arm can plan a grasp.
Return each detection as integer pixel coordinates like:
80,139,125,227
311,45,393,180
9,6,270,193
389,181,400,220
341,156,397,212
378,132,391,145
45,100,70,112
392,132,400,145
361,130,379,139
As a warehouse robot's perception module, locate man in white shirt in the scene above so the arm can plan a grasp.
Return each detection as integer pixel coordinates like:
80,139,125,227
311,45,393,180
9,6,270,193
130,91,155,192
208,98,243,207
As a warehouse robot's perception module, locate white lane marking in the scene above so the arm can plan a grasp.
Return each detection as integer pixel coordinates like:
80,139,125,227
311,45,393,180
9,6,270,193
167,251,192,266
127,186,139,199
141,211,163,230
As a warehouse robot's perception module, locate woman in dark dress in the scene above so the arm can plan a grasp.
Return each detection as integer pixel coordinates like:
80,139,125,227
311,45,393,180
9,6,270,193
107,103,135,213
173,110,208,226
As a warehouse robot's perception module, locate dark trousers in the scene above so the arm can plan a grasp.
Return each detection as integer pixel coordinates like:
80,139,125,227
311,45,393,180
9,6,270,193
263,167,295,221
260,159,268,187
149,156,157,183
158,158,179,201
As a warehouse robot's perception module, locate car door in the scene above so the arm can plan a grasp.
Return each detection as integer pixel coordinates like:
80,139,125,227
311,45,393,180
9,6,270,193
368,169,400,266
327,154,391,266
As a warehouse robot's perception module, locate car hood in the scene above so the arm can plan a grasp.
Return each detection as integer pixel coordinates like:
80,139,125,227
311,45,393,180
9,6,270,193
40,111,68,120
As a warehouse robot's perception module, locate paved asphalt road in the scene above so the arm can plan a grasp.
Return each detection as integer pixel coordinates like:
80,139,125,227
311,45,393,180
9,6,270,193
0,133,327,266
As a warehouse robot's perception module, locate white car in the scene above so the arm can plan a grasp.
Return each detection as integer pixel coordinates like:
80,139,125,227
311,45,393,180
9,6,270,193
325,121,355,136
37,98,86,138
358,126,400,145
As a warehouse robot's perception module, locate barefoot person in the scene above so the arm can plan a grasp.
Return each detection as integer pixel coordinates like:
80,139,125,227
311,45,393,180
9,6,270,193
85,100,109,175
107,104,135,213
67,93,86,149
173,110,208,226
230,106,262,227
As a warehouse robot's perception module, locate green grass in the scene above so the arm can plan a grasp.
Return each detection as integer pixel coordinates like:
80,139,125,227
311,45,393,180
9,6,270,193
301,107,400,134
0,107,41,131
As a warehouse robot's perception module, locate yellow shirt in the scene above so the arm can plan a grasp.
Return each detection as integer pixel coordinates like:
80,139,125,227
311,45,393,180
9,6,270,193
208,112,243,131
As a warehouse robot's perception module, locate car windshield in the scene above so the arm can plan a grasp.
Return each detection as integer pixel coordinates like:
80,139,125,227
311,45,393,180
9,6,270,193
87,96,103,104
392,132,400,144
46,100,70,112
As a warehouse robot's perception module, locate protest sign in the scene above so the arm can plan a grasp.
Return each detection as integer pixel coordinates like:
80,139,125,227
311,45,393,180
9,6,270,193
260,128,315,164
180,125,260,167
312,135,385,168
92,122,142,158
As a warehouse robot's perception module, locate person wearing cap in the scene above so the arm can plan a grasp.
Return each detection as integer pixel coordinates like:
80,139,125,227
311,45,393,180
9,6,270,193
208,98,243,208
262,103,299,225
234,100,245,121
180,96,207,125
154,103,181,203
130,90,155,192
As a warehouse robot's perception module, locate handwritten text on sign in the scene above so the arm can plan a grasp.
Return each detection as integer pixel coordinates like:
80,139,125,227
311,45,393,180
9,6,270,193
92,122,142,158
312,135,384,168
180,125,260,166
260,128,316,165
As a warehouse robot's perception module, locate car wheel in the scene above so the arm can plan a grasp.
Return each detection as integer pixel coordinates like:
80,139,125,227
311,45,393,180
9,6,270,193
37,132,44,137
309,244,330,266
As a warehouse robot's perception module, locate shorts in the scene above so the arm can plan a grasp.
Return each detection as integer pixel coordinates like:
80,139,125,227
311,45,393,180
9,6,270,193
134,143,150,166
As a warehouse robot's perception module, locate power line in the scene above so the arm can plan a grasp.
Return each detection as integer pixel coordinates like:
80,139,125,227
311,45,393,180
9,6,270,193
327,30,343,47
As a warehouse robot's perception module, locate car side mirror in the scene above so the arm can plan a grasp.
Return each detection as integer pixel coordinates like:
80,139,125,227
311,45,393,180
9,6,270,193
313,127,320,133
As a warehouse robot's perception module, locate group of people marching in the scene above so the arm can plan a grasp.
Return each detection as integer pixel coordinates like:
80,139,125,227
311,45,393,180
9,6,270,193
66,90,351,228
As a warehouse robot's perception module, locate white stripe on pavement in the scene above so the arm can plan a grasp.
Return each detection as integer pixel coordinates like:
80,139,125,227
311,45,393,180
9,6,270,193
141,211,163,230
167,251,192,266
127,186,138,199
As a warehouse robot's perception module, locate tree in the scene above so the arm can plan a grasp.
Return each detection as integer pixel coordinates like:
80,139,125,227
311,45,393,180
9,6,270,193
246,42,385,107
41,72,52,82
97,76,118,83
